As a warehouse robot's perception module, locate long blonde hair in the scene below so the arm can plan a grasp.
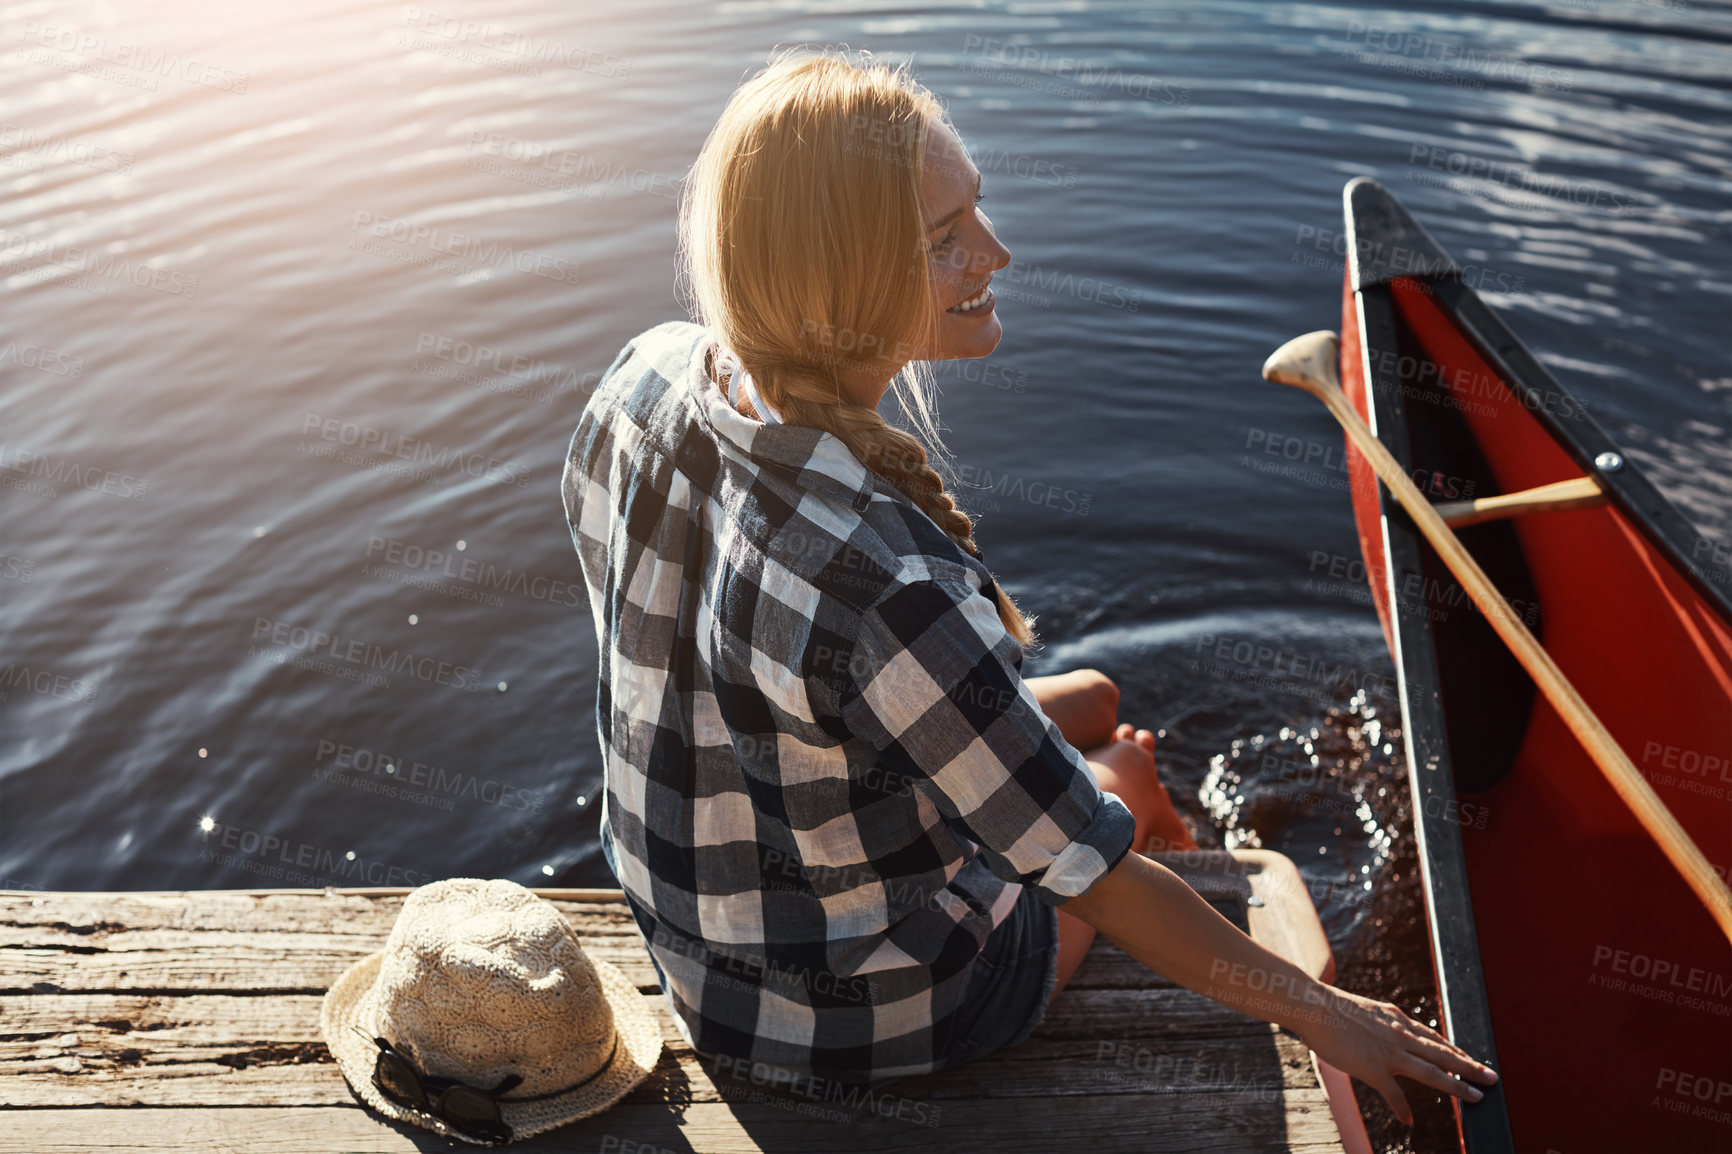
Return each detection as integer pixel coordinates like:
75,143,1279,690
678,49,1035,646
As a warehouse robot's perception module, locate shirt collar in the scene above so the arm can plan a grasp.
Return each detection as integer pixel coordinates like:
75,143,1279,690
681,329,881,515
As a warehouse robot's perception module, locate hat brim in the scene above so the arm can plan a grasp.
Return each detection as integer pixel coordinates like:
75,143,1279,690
321,950,663,1145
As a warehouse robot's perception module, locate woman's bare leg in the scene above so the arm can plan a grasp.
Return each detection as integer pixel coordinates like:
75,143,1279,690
1049,723,1198,1003
1026,668,1119,751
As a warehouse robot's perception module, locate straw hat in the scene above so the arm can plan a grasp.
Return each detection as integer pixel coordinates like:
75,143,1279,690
321,878,662,1145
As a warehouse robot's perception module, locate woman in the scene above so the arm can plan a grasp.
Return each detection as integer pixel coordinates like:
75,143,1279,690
563,50,1496,1125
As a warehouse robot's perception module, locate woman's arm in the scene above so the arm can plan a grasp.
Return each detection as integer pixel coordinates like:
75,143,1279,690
1062,851,1498,1124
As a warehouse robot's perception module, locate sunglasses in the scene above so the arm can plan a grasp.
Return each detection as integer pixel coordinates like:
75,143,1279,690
356,1027,520,1144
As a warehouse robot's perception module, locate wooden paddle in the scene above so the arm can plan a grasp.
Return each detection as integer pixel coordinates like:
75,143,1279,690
1263,329,1732,945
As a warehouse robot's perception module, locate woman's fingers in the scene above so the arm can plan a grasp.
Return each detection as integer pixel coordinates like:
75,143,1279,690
1417,1037,1499,1084
1395,1051,1484,1103
1397,1016,1499,1084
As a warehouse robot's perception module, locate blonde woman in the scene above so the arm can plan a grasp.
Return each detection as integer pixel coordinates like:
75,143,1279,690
563,50,1497,1124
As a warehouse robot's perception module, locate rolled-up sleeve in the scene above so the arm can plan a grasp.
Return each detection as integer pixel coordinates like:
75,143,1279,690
837,574,1136,905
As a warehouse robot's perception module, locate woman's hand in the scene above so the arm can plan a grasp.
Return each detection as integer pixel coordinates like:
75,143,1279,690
1293,985,1498,1125
1065,854,1499,1129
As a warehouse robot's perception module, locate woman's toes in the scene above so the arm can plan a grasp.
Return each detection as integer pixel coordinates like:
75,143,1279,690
1135,728,1156,751
1115,723,1134,742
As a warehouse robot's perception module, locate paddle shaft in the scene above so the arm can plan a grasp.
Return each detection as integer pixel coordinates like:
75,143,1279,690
1311,381,1732,944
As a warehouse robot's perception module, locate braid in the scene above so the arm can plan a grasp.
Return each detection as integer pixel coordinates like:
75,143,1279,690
756,368,1036,647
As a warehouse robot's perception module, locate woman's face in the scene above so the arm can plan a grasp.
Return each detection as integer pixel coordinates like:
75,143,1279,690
919,121,1011,362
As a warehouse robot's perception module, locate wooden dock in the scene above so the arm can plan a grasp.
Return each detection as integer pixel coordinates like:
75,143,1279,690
0,851,1353,1153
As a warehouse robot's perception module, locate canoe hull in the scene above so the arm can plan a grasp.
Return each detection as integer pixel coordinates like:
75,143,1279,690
1338,179,1732,1154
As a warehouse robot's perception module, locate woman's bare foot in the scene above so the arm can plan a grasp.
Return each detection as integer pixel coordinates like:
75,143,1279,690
1111,723,1198,853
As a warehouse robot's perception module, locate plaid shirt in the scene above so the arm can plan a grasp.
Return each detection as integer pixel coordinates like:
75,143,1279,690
562,321,1135,1082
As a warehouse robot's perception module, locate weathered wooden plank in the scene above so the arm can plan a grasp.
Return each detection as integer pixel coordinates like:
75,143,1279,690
7,1096,1349,1154
0,894,1177,993
0,937,1172,1011
0,987,1316,1108
0,942,666,994
0,949,664,995
0,892,639,936
0,981,1272,1048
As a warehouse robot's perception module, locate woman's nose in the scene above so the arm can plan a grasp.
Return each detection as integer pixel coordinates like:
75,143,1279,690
964,223,1010,277
980,219,1011,273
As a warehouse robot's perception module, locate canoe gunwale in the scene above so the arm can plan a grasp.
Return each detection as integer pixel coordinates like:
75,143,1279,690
1346,275,1516,1154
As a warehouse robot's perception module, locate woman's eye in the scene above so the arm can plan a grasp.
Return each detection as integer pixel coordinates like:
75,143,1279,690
928,195,984,256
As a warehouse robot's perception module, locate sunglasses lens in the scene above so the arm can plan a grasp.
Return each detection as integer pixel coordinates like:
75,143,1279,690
441,1088,511,1142
373,1052,428,1108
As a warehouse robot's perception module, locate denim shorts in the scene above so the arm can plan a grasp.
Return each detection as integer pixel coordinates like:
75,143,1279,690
931,884,1061,1071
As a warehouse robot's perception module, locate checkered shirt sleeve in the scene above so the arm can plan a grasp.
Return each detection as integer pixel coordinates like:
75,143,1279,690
841,574,1136,905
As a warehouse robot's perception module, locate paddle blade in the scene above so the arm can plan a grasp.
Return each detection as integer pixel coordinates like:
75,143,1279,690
1262,330,1341,397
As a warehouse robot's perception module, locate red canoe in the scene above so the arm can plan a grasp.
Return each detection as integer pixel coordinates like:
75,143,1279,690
1334,178,1732,1154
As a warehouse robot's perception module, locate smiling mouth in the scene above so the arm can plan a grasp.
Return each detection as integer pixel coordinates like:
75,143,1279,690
948,285,993,314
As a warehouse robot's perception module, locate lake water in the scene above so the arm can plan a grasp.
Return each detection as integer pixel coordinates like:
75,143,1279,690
2,0,1727,1147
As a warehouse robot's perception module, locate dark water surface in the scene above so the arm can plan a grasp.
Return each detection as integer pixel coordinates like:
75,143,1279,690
3,0,1728,1148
